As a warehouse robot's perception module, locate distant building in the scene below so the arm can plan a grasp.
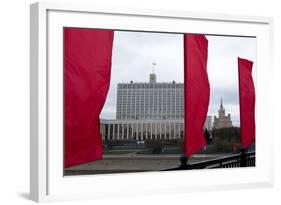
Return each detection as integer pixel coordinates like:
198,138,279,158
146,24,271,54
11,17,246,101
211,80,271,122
116,73,184,120
100,72,184,141
204,116,212,131
213,98,233,129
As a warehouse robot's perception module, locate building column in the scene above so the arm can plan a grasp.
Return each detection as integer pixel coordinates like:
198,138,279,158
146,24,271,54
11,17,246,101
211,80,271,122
102,124,105,140
129,87,132,119
150,122,153,139
173,122,176,139
173,123,176,139
161,84,164,119
99,124,102,139
113,123,116,140
169,122,172,139
108,123,111,139
131,123,133,140
182,122,185,138
121,123,124,140
113,123,118,140
183,122,185,138
145,123,148,140
126,123,129,140
132,123,135,140
140,122,143,140
159,123,162,139
178,122,181,139
117,123,120,140
100,124,103,140
155,123,157,139
136,123,139,141
164,122,167,140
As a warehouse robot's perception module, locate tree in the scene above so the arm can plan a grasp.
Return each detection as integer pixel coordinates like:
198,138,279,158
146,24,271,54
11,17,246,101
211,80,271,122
204,128,212,144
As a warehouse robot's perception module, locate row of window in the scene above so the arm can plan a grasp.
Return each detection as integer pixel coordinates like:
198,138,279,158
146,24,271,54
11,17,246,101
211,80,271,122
118,105,183,109
101,122,184,140
118,96,184,100
104,133,184,141
117,107,184,111
117,98,184,102
118,83,184,89
119,97,184,101
118,101,184,104
116,115,184,120
117,107,184,110
118,91,184,94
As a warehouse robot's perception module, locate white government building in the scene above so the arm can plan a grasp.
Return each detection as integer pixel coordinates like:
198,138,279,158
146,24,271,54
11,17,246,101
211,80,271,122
100,72,212,141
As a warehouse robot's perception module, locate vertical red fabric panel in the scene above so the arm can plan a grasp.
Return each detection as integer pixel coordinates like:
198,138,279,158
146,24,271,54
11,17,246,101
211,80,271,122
238,57,255,149
184,34,210,158
64,28,114,168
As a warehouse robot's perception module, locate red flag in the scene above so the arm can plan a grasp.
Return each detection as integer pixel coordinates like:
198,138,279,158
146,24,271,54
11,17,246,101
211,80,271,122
64,28,114,168
238,57,255,149
184,34,210,157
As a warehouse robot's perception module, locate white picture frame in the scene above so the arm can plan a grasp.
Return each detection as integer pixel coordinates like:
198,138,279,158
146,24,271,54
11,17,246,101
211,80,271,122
30,2,274,202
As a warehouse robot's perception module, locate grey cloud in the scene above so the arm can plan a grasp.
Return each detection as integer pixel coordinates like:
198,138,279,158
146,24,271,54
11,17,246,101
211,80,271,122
101,31,256,127
210,87,240,106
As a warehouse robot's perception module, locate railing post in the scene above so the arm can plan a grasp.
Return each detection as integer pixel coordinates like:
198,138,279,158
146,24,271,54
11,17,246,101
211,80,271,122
240,148,247,167
180,155,191,170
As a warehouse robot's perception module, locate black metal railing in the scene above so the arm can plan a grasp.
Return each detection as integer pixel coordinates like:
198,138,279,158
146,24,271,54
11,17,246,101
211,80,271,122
163,151,255,171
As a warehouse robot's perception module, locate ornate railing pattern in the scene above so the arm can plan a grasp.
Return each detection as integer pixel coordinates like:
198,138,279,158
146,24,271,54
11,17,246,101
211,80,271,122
163,151,255,171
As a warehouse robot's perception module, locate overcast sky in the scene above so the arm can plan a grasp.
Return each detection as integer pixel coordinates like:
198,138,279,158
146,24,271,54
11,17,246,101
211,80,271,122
100,31,257,127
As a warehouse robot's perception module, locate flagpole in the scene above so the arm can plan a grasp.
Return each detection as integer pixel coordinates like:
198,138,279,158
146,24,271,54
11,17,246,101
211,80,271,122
152,62,156,74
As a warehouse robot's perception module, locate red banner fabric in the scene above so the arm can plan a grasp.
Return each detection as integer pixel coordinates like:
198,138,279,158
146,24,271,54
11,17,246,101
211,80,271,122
64,28,114,168
238,57,255,149
184,34,210,157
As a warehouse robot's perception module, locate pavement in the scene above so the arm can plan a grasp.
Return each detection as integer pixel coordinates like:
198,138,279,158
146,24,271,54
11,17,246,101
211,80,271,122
65,153,232,175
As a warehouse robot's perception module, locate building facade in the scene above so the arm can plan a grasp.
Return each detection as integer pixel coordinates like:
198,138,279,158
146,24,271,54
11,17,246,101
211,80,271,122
116,73,184,120
100,119,184,141
100,73,215,141
213,99,233,129
101,73,184,141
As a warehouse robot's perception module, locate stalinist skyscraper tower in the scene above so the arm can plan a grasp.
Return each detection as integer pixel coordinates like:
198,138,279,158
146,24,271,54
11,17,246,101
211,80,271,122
213,98,233,129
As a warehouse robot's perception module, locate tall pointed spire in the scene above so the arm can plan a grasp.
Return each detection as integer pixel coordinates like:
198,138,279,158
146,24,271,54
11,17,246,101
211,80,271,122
220,97,223,108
